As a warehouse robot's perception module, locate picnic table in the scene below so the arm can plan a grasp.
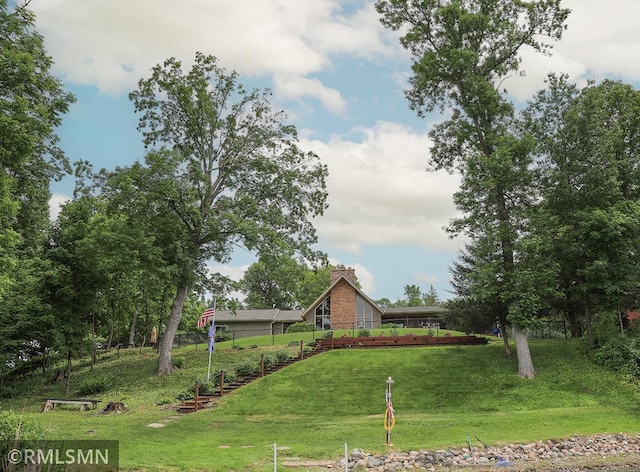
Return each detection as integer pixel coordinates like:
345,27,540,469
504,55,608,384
40,398,101,412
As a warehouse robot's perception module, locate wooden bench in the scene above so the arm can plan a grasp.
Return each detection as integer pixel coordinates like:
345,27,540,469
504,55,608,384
41,398,101,412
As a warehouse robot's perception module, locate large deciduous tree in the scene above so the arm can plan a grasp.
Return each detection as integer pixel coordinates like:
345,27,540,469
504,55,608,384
0,0,74,300
376,0,569,378
0,0,74,374
524,76,640,346
126,53,328,376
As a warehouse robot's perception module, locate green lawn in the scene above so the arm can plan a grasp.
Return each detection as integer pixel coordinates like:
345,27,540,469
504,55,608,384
2,337,640,471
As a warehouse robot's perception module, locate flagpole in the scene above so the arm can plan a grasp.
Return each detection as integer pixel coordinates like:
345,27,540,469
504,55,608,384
206,298,217,382
207,330,213,382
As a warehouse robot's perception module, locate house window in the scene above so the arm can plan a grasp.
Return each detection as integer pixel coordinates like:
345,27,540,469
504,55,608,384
315,296,331,331
356,295,373,329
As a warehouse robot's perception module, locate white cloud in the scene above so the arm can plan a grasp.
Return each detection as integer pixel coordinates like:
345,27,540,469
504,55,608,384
414,272,438,286
207,263,249,302
49,193,70,221
497,0,640,101
30,0,391,110
304,121,462,254
328,258,375,294
274,75,347,114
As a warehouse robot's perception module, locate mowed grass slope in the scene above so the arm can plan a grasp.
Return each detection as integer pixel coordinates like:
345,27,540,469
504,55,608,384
2,337,640,471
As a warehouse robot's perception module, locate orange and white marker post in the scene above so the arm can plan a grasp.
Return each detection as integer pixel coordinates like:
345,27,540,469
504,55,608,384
385,376,395,445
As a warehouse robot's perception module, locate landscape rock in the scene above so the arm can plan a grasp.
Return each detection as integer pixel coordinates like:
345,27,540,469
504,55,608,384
338,434,640,470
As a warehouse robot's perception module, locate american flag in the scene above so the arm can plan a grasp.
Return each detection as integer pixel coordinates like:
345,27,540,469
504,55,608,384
197,300,216,329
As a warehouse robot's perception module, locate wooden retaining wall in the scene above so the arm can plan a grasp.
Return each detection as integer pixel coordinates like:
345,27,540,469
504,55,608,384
315,334,488,350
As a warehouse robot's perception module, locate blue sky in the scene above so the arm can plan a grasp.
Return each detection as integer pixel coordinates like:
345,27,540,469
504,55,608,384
33,0,640,303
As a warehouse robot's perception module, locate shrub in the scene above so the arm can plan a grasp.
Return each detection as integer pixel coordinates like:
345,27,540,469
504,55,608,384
192,379,215,396
215,330,232,342
591,336,640,380
173,357,186,369
357,329,370,337
263,354,277,369
379,323,399,329
0,411,48,441
203,370,237,388
322,330,334,339
286,322,315,333
275,350,291,364
234,361,259,377
77,376,110,397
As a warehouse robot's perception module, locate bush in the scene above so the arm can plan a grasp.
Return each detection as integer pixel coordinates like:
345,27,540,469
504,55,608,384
357,329,370,337
77,376,110,396
191,379,215,396
263,354,277,369
173,357,186,369
0,411,48,441
275,350,291,364
286,322,315,333
215,330,232,342
234,361,259,377
379,323,399,329
322,330,334,339
591,336,640,380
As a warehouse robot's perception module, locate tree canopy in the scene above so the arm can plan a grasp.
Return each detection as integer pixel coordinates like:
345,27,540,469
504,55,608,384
120,53,328,375
377,0,570,377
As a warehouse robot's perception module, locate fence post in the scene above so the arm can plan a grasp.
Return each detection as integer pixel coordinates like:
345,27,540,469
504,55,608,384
219,370,224,396
261,354,265,377
194,381,199,412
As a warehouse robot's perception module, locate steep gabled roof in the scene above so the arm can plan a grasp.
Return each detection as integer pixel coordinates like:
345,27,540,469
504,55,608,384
300,275,383,322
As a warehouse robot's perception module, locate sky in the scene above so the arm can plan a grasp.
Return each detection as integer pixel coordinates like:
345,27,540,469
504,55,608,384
30,0,640,303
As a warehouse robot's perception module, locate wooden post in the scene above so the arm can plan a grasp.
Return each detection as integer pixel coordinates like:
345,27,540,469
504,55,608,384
194,381,199,412
219,370,224,396
261,354,265,377
299,340,304,360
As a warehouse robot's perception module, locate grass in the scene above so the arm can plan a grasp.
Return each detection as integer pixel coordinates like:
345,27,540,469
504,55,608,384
2,335,640,471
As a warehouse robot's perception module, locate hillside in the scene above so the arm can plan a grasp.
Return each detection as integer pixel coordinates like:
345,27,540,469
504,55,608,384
1,336,640,471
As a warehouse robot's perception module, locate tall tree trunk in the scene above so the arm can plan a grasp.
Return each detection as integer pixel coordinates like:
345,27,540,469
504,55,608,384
498,307,512,357
567,310,582,338
41,347,47,377
91,312,96,371
585,300,594,349
128,310,138,348
157,285,189,376
107,324,114,351
500,321,512,357
513,325,535,379
65,350,72,395
617,307,625,336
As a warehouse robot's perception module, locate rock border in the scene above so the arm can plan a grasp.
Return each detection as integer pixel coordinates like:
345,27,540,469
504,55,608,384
337,434,640,471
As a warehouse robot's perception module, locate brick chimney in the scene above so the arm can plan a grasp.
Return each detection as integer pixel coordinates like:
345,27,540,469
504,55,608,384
330,266,356,285
329,266,357,329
